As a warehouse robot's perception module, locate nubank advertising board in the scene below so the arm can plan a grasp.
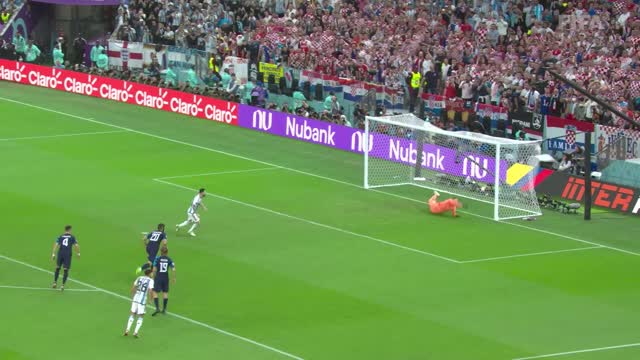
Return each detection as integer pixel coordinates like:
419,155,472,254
0,59,505,183
238,105,506,183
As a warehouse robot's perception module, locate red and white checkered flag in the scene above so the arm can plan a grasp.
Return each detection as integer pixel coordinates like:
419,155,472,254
612,0,628,15
566,128,576,148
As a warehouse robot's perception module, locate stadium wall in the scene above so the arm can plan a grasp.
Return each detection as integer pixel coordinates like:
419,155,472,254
534,170,640,216
4,60,638,194
0,59,509,184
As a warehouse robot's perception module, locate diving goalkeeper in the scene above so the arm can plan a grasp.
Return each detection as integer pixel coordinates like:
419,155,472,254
427,191,462,217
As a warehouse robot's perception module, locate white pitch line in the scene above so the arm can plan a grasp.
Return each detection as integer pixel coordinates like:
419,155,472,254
2,96,638,259
0,285,100,292
368,189,640,257
154,178,460,263
513,342,640,359
156,167,281,180
459,246,603,264
0,130,126,142
0,254,304,360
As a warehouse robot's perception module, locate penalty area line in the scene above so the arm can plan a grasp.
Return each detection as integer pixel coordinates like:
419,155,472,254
0,130,127,142
153,178,461,263
155,167,282,180
458,246,604,264
0,254,305,360
2,96,636,259
0,285,101,292
513,342,640,359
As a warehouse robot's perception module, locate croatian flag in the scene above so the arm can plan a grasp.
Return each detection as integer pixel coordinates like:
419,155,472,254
322,74,342,94
341,79,367,101
421,93,446,116
383,87,404,110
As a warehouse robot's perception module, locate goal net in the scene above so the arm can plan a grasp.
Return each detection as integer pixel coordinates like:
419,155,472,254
364,114,543,221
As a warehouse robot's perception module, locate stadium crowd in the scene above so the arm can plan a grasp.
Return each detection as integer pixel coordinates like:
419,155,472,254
0,0,17,33
111,0,640,130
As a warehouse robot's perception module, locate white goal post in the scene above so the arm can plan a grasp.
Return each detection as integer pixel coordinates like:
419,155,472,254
364,114,543,221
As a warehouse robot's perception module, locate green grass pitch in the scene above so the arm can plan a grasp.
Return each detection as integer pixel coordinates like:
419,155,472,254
1,82,639,360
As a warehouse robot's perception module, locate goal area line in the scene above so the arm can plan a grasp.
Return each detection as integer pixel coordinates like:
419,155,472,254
366,182,542,219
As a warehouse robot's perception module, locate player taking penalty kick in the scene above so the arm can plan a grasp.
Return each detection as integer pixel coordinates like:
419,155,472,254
428,191,462,217
176,188,207,237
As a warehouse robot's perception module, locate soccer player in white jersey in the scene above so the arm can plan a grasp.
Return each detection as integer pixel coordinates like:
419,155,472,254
176,188,207,237
124,268,154,338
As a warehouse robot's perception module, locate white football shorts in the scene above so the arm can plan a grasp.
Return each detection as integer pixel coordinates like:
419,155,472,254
130,302,146,315
187,211,200,223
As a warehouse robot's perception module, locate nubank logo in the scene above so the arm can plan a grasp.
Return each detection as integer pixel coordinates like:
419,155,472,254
285,117,336,146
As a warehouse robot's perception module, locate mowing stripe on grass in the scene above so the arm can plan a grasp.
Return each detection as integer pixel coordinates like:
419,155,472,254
0,285,101,292
154,178,461,263
513,342,640,359
0,254,305,360
2,96,637,258
370,190,640,257
0,130,127,142
458,246,603,264
157,167,281,180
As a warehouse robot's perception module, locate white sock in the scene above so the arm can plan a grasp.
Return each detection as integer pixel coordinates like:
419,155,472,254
178,220,190,228
134,317,143,334
188,222,198,233
126,315,134,332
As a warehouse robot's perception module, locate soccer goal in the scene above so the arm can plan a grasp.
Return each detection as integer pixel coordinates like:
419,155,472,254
364,114,543,221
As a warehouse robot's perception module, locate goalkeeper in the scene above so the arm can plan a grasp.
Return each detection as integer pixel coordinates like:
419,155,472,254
427,191,462,217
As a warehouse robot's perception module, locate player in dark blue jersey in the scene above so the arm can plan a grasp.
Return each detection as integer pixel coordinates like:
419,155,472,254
51,225,80,291
151,246,176,316
136,224,167,275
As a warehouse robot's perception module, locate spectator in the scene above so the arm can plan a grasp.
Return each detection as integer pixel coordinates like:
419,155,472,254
558,154,573,172
186,66,198,88
1,8,10,24
226,73,239,94
220,68,231,89
72,33,87,66
12,31,25,56
96,49,109,70
24,40,41,63
53,42,64,68
165,65,177,87
90,41,104,67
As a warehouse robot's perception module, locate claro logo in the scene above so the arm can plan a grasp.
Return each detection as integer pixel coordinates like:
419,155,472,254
561,176,640,215
0,63,26,82
28,68,62,88
204,101,237,123
100,81,133,102
135,88,168,109
64,75,98,96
